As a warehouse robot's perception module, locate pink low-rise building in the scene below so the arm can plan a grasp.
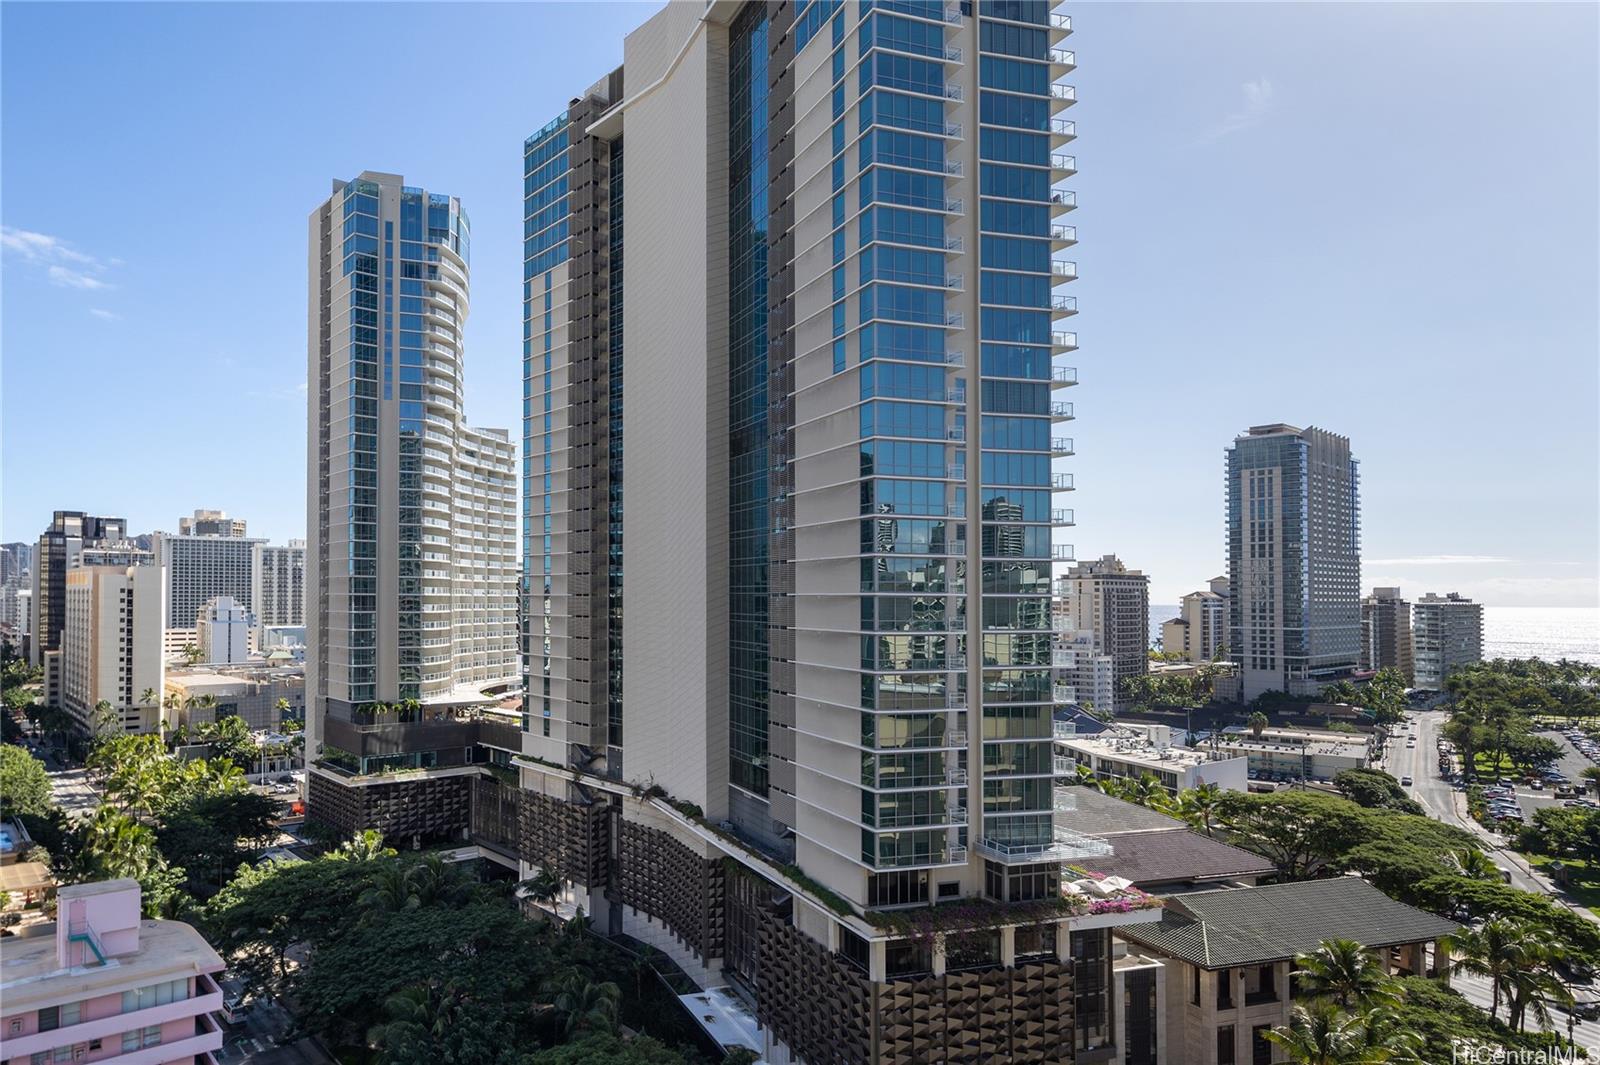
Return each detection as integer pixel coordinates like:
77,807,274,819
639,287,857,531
0,879,225,1065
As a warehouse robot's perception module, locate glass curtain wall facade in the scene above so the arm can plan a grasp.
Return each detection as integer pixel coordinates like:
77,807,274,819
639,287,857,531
1226,424,1361,700
517,0,1084,911
523,116,572,743
729,5,773,800
307,172,515,800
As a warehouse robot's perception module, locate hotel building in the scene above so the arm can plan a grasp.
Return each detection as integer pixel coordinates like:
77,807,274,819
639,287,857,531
486,5,1166,1064
1225,425,1361,702
304,171,520,834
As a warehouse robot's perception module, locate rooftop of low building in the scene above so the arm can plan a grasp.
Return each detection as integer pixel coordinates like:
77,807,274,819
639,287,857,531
1119,877,1459,970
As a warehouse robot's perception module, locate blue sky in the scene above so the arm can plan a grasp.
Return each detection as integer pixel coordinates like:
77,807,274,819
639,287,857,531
3,2,1595,606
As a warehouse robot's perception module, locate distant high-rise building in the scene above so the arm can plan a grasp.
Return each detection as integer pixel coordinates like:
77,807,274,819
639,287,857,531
1227,424,1361,701
252,540,306,628
1412,592,1483,689
55,564,166,735
305,172,519,827
196,596,255,665
1360,587,1414,684
29,512,129,680
1060,556,1149,711
178,509,249,538
1160,575,1230,663
0,542,32,583
153,529,263,636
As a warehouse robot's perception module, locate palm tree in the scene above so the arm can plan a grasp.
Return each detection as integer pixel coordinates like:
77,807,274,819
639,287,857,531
1177,783,1223,837
180,643,204,666
518,868,564,908
337,829,392,862
1071,764,1103,792
1504,956,1572,1033
1265,1001,1365,1065
1449,848,1502,883
1247,710,1269,738
367,982,460,1055
1126,773,1173,811
1293,939,1401,1010
1444,918,1529,1022
359,863,420,914
543,970,621,1038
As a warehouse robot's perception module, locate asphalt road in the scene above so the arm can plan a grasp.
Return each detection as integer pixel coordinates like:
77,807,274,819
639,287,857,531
48,767,101,820
1383,711,1552,897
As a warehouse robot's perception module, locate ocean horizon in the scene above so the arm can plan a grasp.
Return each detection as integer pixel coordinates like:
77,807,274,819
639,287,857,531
1148,604,1600,667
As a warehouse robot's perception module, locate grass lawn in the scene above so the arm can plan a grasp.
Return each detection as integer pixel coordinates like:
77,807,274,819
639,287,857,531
1525,853,1600,910
1472,752,1521,777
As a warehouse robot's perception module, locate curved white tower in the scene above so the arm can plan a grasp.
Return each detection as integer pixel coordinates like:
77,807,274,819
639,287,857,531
306,172,518,789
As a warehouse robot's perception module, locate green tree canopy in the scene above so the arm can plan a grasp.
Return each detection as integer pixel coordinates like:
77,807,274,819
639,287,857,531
1332,768,1425,816
0,744,53,817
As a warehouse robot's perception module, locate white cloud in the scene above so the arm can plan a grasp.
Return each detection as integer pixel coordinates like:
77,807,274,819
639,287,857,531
88,308,121,321
2,226,115,290
1364,573,1598,609
49,265,110,290
1199,78,1276,143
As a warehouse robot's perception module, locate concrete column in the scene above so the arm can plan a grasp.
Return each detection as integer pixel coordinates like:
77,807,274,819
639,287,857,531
1405,942,1426,976
869,938,887,983
932,933,948,976
1433,937,1452,985
1000,925,1016,968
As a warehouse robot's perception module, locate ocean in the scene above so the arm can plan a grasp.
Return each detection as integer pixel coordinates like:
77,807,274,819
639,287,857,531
1148,604,1600,666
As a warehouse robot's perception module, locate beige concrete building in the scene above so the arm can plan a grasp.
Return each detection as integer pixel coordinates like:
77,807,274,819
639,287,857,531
57,565,166,736
1060,556,1149,712
1359,586,1413,683
1121,878,1456,1065
1161,576,1230,664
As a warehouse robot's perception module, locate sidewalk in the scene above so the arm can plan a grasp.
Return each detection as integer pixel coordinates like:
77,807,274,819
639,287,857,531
1447,786,1598,925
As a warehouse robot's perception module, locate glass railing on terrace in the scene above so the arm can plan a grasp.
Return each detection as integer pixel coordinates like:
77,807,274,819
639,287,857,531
1050,49,1075,67
1051,226,1077,245
1050,543,1076,560
1052,155,1077,173
1051,119,1076,138
1051,508,1075,525
1050,471,1074,489
1051,366,1078,386
1050,84,1076,103
1052,331,1077,349
1051,190,1077,210
1053,295,1076,313
1050,437,1074,454
1052,260,1077,279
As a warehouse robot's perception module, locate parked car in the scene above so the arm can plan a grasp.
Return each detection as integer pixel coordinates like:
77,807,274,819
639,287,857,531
1530,780,1545,790
1400,776,1414,787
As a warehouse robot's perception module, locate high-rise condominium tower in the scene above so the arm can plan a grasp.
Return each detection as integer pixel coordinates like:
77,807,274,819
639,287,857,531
1360,586,1414,684
504,7,1159,1064
1058,555,1149,712
29,511,128,670
305,172,520,828
1226,424,1361,701
1412,592,1483,689
153,528,263,629
60,564,166,735
252,540,306,628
